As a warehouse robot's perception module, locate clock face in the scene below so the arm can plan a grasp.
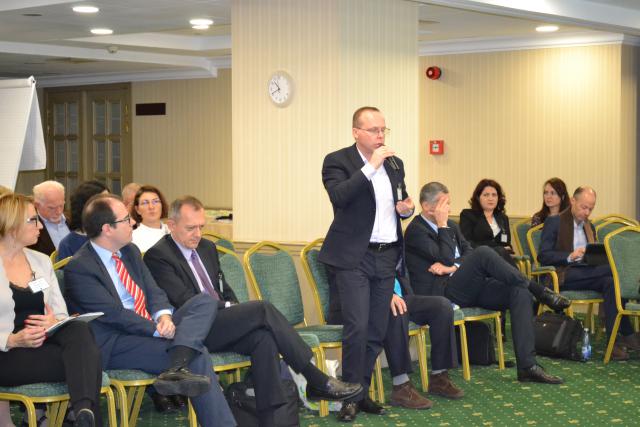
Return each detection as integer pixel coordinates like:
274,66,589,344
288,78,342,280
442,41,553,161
268,72,293,107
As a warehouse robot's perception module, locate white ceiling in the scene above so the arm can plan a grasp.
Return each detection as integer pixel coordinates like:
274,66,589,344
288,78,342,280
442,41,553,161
1,0,640,84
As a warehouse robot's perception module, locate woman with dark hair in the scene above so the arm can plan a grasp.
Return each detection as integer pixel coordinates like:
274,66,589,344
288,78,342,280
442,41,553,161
57,181,110,260
459,179,514,261
131,185,169,252
0,193,103,427
531,178,569,227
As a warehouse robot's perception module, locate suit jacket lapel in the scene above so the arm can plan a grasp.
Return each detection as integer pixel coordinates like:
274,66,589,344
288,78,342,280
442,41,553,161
166,237,201,294
347,144,375,198
86,244,122,302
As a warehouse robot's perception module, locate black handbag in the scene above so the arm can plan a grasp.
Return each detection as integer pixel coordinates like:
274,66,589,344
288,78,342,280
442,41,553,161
225,379,300,427
534,312,584,361
456,321,497,366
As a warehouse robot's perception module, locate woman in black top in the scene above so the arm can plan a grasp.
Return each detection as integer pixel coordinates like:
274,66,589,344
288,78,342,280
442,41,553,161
459,179,515,265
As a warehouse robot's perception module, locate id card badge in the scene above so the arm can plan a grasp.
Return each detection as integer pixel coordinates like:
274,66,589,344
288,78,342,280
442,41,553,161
396,184,403,201
28,277,50,293
500,233,508,243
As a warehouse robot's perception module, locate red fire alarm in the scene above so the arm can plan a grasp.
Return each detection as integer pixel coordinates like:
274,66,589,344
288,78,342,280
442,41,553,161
426,66,442,80
429,140,444,155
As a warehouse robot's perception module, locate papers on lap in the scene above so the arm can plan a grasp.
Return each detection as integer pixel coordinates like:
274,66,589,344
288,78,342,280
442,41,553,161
46,312,103,336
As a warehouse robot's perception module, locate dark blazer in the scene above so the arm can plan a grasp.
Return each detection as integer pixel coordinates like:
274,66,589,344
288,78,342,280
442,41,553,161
64,241,173,365
319,144,410,270
27,215,60,256
404,215,472,296
537,209,596,285
143,235,237,309
459,208,511,250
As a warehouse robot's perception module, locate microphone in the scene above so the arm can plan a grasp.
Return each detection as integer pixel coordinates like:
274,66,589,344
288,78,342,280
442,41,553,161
387,156,400,171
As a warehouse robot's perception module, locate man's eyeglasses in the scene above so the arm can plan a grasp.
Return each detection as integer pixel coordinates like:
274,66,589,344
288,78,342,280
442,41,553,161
356,127,391,136
111,215,131,226
138,199,161,207
25,216,40,226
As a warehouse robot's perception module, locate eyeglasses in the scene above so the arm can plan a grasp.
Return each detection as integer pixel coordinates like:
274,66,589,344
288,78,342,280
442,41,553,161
111,215,131,226
25,216,40,226
138,199,161,207
356,127,391,136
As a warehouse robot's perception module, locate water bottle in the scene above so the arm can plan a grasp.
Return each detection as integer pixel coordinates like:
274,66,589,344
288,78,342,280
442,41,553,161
581,328,592,361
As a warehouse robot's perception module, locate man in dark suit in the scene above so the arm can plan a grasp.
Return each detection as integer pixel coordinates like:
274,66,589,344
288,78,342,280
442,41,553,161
64,194,236,427
319,106,414,422
328,272,462,410
143,195,362,426
29,180,70,256
405,182,568,384
538,186,639,360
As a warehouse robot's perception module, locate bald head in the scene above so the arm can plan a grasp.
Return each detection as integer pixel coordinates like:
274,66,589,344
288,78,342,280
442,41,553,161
570,186,596,223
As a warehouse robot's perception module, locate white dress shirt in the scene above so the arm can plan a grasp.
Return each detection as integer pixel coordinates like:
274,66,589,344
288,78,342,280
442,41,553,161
358,148,397,243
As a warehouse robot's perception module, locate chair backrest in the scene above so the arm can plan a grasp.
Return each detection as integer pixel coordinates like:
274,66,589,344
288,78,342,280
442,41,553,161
202,232,236,252
514,219,532,258
53,256,72,271
300,238,330,324
216,245,251,303
526,223,544,267
596,218,637,242
50,250,58,263
604,226,640,301
244,241,305,326
593,214,639,228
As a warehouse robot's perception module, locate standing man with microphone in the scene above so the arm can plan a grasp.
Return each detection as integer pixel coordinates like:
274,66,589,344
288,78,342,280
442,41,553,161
319,106,414,422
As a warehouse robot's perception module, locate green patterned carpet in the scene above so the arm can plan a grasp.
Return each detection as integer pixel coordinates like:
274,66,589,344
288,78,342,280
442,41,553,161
9,325,640,426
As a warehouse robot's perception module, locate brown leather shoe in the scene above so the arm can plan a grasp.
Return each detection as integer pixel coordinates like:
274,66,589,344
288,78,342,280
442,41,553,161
611,343,630,361
428,372,464,399
389,381,433,410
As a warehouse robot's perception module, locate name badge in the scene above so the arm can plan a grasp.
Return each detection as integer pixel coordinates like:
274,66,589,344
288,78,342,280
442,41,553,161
396,184,403,201
28,277,49,293
500,233,508,243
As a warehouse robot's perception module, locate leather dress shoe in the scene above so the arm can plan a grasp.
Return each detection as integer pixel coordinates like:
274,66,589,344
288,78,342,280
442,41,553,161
337,401,358,422
517,364,564,384
150,392,177,413
390,381,433,409
73,409,95,427
154,367,211,397
306,377,362,401
538,288,571,312
358,396,385,415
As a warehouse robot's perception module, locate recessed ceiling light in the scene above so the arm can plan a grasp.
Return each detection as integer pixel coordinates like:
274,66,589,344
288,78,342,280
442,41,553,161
189,18,213,26
91,28,113,35
192,24,210,30
536,25,559,33
73,5,99,13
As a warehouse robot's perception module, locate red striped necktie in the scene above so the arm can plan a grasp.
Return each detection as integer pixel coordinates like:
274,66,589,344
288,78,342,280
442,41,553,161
112,253,152,320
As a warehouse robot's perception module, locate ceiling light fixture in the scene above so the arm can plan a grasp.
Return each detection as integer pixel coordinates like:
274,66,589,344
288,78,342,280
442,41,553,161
73,5,99,13
91,28,113,35
536,25,559,33
190,18,213,26
192,25,210,30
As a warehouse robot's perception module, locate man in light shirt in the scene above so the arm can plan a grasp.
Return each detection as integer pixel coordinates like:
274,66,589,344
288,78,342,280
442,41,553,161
319,106,414,422
538,186,640,360
29,180,70,255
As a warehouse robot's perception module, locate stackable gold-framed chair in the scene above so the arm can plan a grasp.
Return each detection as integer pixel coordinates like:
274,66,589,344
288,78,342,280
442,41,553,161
527,224,603,329
596,218,638,242
593,214,639,228
52,256,71,271
300,238,412,396
603,226,640,363
243,241,361,414
513,219,533,278
202,232,236,252
0,373,117,427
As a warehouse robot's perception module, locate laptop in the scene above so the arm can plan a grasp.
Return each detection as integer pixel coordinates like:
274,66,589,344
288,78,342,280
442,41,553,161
582,243,608,266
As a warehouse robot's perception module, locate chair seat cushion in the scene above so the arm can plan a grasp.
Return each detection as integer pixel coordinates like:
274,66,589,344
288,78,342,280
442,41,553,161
106,369,155,382
298,333,321,348
0,372,110,397
459,307,497,318
453,308,465,322
625,301,640,311
211,352,251,367
560,290,603,301
297,325,342,343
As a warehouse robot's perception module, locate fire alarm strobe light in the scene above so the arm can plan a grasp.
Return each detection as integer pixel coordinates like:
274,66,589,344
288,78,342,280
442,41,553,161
426,66,441,80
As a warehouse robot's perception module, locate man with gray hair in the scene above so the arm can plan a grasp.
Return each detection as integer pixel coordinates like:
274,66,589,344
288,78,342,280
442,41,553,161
405,182,568,384
121,182,141,212
29,180,70,255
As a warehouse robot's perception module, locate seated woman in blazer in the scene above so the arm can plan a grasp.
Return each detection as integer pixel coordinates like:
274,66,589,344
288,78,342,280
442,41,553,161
459,179,515,265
